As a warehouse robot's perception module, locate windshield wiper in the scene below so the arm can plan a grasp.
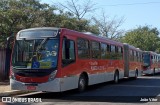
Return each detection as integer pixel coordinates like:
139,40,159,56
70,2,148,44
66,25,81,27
36,38,49,52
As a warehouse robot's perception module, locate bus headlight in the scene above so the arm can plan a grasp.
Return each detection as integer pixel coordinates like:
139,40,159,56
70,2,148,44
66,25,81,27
49,70,57,81
11,74,16,80
10,67,16,80
10,72,15,80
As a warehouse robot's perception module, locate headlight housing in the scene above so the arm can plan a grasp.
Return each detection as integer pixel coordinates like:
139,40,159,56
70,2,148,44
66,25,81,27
49,70,57,81
10,67,16,80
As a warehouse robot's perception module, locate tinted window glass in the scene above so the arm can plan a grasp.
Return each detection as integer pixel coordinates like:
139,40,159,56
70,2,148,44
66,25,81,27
77,38,90,59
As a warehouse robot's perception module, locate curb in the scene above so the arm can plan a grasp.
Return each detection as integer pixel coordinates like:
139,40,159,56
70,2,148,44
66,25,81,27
0,90,31,97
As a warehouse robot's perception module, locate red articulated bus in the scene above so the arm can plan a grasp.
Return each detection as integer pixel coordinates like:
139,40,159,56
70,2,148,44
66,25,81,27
10,27,142,92
142,51,160,75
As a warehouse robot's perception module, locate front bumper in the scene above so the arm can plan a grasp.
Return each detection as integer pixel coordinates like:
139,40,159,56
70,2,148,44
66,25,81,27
10,78,61,92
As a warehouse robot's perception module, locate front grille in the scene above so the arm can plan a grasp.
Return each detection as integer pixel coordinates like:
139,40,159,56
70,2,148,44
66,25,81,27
13,68,55,77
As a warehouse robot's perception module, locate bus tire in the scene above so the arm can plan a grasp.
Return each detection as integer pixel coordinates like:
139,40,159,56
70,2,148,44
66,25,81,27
114,71,119,83
153,68,155,75
134,69,138,79
78,74,87,92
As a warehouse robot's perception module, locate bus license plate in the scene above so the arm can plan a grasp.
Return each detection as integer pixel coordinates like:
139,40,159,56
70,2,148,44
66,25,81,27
27,86,36,90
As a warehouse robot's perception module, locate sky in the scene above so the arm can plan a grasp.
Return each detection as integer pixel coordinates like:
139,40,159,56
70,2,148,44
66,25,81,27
40,0,160,31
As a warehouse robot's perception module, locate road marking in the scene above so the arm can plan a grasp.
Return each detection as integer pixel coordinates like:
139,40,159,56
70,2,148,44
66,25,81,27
139,76,160,79
116,85,160,88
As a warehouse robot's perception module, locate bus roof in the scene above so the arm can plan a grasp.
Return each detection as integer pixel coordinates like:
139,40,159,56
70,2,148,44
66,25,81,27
16,27,142,51
123,43,142,52
19,27,60,32
60,28,124,46
143,51,158,55
61,28,142,51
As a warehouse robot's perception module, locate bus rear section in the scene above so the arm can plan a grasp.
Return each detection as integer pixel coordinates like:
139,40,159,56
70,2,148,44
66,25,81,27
142,51,160,75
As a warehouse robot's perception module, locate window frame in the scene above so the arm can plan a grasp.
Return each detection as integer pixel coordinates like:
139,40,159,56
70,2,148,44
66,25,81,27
77,38,90,59
91,41,101,59
62,38,76,67
101,43,107,59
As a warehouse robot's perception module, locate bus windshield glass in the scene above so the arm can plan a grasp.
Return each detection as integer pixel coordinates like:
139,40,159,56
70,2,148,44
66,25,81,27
12,38,59,69
143,53,150,66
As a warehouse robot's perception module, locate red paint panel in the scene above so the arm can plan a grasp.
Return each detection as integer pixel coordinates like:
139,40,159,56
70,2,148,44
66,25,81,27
16,75,49,83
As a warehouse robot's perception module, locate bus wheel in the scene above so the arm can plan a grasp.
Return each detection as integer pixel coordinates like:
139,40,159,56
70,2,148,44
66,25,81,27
134,70,138,79
153,68,155,75
78,75,87,92
114,71,119,83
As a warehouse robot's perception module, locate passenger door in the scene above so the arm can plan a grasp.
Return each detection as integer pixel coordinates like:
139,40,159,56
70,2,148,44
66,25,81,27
61,37,78,91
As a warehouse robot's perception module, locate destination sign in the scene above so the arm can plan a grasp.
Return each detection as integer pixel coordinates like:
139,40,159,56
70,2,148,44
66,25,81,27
18,30,58,38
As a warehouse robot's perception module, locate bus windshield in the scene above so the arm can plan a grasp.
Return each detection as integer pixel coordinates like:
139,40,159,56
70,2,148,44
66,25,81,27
143,53,150,66
12,38,59,69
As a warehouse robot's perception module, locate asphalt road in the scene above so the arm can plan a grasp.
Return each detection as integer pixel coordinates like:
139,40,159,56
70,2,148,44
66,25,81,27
3,73,160,105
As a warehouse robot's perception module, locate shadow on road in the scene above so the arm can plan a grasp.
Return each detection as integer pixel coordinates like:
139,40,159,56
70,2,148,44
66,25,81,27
16,73,160,103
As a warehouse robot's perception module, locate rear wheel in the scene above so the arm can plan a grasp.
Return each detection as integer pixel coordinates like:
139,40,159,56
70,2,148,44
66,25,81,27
114,71,119,83
78,75,87,92
153,68,155,75
134,69,138,79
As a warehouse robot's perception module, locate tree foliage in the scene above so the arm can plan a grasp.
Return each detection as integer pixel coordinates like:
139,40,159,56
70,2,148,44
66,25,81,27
120,26,160,52
0,0,99,48
0,0,56,47
1,0,159,53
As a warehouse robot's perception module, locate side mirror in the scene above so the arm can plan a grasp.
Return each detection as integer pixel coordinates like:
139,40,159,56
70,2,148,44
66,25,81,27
7,35,14,49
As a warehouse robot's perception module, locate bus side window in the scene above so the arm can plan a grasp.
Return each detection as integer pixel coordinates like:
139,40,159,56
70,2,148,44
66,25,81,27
130,50,132,61
151,55,153,59
110,45,116,59
140,53,142,62
62,38,76,67
134,51,137,62
77,38,90,59
118,46,123,59
91,41,101,59
101,43,107,59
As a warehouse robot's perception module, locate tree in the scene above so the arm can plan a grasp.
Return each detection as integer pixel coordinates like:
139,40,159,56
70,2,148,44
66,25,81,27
0,0,57,48
58,15,99,34
120,26,160,52
56,0,99,33
0,0,99,48
58,0,96,20
92,10,125,40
